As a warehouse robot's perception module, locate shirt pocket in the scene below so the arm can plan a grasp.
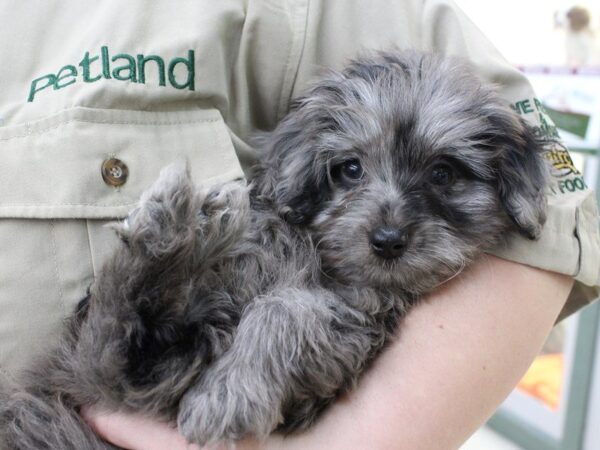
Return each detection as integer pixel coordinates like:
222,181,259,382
0,107,243,380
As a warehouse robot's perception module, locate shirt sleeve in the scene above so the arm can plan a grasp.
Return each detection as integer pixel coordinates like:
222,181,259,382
418,0,600,319
279,0,600,318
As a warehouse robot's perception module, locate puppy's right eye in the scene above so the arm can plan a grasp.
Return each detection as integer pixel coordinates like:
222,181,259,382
331,159,365,188
340,159,364,181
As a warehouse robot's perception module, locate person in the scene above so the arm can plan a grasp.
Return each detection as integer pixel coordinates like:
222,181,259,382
555,5,597,67
0,0,597,448
81,256,573,450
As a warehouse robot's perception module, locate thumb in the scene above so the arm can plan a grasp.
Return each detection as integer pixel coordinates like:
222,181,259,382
80,406,199,450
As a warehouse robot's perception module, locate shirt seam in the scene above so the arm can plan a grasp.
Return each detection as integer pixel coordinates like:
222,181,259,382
85,219,97,279
49,220,67,314
0,202,139,207
276,0,309,120
0,118,220,142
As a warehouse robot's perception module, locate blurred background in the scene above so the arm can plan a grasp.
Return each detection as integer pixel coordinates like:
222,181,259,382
453,2,600,449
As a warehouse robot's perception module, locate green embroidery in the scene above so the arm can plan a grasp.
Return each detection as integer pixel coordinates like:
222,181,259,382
510,99,535,114
55,65,77,90
28,74,56,102
111,54,137,82
79,51,102,83
137,54,166,87
532,112,560,140
514,96,590,139
511,97,585,194
101,46,112,79
557,176,587,193
533,98,547,113
27,47,196,102
511,97,549,117
169,50,195,90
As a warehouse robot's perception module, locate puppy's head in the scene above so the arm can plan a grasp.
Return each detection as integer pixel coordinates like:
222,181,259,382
257,52,549,294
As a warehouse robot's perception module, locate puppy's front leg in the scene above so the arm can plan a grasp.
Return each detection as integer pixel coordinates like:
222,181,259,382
73,166,249,414
177,287,387,446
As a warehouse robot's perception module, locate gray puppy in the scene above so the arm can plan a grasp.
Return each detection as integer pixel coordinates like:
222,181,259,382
0,51,548,449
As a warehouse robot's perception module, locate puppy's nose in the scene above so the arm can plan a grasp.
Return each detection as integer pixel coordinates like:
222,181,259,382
369,226,408,259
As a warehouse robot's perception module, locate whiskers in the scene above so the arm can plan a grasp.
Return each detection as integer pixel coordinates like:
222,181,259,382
430,257,467,290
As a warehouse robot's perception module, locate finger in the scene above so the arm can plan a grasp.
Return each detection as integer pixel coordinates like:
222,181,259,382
81,406,199,450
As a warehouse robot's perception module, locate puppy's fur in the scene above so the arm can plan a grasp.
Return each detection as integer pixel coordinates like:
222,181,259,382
0,52,548,449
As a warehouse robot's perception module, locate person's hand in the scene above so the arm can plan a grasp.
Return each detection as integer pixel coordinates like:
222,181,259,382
81,407,201,450
81,406,285,450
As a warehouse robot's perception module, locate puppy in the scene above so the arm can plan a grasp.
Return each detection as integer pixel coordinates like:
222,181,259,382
0,51,548,449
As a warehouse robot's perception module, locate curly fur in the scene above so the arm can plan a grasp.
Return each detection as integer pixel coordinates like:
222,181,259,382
0,51,549,449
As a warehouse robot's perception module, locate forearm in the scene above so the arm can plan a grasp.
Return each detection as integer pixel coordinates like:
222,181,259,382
285,254,572,450
85,255,572,450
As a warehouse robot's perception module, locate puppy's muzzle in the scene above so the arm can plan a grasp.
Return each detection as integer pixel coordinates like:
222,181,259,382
369,226,408,259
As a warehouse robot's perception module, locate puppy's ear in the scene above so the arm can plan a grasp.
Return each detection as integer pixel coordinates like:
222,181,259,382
255,94,334,225
489,111,549,240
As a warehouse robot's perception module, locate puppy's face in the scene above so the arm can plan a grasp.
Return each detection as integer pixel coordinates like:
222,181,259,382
260,52,548,294
310,140,510,294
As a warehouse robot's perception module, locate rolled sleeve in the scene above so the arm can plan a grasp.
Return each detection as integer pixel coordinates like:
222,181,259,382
419,0,600,316
577,191,600,286
491,188,600,319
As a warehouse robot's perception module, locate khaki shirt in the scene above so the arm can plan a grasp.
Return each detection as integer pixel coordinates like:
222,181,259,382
1,0,598,383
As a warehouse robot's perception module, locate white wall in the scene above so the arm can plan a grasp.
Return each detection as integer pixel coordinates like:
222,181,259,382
454,0,600,66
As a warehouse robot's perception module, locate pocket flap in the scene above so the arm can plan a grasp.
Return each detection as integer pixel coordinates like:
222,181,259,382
0,107,243,219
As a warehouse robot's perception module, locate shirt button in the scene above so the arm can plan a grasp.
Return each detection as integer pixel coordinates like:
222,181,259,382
101,158,129,187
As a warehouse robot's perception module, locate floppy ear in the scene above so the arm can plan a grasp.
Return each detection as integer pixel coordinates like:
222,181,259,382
254,92,337,225
489,111,549,240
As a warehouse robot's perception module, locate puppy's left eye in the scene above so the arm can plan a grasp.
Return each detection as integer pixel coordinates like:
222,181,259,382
430,164,455,187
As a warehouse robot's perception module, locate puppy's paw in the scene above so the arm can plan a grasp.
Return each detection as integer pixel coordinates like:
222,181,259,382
200,179,248,215
198,180,250,231
112,162,197,260
177,380,281,447
192,180,250,261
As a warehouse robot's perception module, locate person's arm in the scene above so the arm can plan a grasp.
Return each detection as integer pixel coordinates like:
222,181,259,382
84,254,572,450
